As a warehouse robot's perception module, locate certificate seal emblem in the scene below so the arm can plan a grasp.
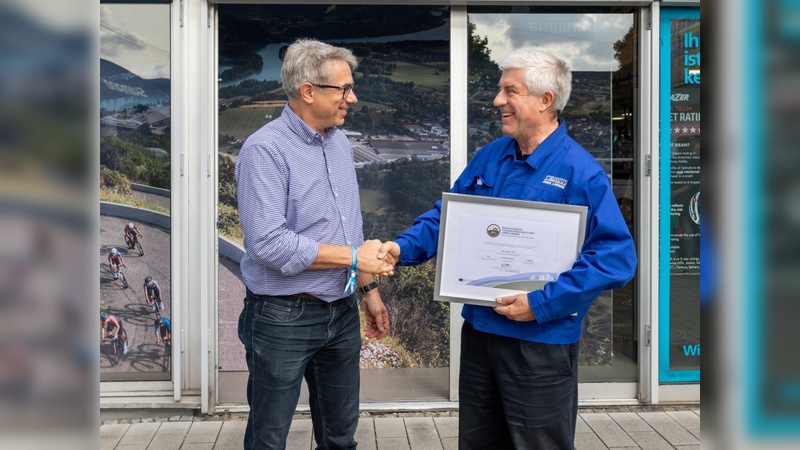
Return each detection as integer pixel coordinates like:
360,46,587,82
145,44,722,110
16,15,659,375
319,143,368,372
486,224,501,238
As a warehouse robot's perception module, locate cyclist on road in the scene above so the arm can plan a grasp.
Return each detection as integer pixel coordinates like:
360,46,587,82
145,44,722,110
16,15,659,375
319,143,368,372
107,248,125,279
101,311,128,354
124,222,143,249
154,317,172,346
143,276,164,311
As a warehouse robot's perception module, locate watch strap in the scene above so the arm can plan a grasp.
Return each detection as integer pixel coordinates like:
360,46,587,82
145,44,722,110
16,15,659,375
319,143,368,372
359,281,378,294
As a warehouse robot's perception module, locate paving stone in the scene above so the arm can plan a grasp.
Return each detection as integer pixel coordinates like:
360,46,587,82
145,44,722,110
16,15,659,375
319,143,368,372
355,418,377,450
213,420,247,450
576,414,591,433
610,411,655,432
375,436,410,450
183,421,222,444
628,430,675,449
404,417,442,450
441,436,458,450
100,423,129,450
148,421,191,450
574,431,609,450
639,412,699,446
375,417,407,439
117,422,159,447
433,416,458,438
667,410,700,430
582,413,637,448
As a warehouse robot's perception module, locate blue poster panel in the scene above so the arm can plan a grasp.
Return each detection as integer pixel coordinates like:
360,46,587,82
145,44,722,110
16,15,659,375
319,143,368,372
659,9,700,383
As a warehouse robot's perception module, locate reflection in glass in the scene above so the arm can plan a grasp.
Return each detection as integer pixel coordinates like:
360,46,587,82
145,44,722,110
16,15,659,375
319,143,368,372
99,3,171,381
217,5,451,402
468,9,638,382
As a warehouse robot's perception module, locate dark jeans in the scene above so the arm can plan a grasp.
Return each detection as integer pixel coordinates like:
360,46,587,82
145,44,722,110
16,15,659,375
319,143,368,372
238,289,361,450
459,322,578,450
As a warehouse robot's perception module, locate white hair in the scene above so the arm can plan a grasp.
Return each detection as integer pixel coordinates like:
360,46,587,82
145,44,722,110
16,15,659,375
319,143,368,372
281,38,358,100
498,48,572,115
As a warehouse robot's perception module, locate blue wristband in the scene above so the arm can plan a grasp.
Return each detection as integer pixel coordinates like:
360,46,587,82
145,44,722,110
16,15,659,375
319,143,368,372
342,247,357,296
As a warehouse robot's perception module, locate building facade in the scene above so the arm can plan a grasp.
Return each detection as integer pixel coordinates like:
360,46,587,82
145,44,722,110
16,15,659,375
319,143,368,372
99,0,701,415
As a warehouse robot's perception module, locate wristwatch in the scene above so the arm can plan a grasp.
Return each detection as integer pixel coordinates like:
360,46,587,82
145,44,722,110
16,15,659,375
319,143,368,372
359,281,379,294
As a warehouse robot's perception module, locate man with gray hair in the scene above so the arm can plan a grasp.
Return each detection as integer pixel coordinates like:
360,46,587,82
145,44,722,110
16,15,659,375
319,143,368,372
236,38,394,449
379,48,637,448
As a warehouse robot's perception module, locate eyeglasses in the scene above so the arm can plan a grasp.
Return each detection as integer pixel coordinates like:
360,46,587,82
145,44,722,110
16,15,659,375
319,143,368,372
312,83,354,99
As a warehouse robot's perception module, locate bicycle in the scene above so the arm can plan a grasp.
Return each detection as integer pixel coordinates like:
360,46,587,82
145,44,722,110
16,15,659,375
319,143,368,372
111,265,128,289
102,328,128,366
150,295,164,314
128,233,144,256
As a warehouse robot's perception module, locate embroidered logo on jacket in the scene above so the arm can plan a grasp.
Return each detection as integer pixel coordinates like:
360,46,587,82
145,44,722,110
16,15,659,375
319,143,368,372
543,175,568,189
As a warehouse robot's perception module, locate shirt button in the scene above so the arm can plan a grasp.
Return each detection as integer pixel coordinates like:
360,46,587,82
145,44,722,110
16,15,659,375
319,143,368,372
334,192,338,197
341,216,346,222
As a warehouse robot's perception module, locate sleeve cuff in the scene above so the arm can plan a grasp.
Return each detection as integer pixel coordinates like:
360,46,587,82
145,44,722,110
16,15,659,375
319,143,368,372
280,240,319,276
528,290,552,323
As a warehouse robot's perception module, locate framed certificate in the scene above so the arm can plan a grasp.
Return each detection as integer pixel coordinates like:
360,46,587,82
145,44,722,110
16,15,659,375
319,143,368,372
434,193,588,307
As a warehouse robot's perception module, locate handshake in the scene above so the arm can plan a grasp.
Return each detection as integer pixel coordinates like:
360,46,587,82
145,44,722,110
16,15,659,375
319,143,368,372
356,240,401,277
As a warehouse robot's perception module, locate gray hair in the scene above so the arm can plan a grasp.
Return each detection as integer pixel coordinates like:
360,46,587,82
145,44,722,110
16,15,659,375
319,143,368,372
281,38,358,100
498,48,572,115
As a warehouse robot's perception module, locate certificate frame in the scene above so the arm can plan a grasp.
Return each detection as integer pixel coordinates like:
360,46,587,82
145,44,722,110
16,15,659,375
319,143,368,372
434,193,588,307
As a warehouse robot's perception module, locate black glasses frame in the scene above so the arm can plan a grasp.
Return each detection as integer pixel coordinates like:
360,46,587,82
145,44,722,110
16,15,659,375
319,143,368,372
312,83,354,99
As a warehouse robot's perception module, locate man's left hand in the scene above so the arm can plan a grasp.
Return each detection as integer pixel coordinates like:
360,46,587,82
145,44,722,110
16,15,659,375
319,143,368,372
362,294,390,339
493,293,536,322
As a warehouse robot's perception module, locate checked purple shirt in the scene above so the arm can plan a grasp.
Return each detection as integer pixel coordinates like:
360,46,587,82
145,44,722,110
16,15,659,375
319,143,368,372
235,105,364,302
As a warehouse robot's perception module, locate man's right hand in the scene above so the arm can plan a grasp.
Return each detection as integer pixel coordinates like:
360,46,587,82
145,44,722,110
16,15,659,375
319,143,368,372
357,240,396,276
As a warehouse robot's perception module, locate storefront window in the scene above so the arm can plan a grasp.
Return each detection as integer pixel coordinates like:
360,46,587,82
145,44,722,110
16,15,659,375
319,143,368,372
216,4,451,402
468,6,639,382
100,2,172,381
659,9,700,382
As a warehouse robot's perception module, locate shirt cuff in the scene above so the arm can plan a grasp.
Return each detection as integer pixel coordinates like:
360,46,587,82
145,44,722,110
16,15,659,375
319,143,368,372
280,239,319,276
528,290,552,323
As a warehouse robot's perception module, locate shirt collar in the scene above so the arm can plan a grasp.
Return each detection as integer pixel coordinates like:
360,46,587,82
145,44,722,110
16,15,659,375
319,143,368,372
281,103,336,143
505,118,568,169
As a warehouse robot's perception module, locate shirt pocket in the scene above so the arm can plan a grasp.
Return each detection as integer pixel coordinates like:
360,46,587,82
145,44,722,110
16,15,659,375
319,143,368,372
463,171,497,197
526,184,568,204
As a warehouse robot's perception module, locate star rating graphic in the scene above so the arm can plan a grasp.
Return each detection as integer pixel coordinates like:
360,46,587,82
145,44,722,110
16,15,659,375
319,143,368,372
672,124,700,135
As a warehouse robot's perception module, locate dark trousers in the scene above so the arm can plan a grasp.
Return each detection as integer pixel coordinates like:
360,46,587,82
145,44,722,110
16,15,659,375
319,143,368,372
458,322,578,450
238,290,361,450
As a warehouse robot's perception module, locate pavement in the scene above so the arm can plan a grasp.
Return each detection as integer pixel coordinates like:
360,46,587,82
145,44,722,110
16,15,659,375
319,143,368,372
100,407,700,449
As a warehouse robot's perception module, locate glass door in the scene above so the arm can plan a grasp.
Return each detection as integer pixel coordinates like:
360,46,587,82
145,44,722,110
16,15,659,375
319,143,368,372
100,1,173,381
216,4,452,403
467,6,640,385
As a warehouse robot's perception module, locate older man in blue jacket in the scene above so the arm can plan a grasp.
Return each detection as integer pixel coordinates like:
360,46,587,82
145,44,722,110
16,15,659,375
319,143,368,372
379,48,637,449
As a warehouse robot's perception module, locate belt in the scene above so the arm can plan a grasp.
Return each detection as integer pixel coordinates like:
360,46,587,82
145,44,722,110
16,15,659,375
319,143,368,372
246,288,321,302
